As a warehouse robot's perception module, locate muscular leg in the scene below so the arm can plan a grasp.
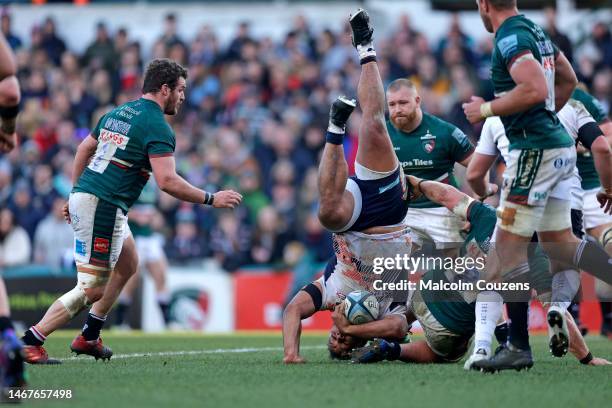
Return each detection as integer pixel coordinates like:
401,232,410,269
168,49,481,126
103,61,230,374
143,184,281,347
355,61,397,172
147,258,171,324
115,267,140,327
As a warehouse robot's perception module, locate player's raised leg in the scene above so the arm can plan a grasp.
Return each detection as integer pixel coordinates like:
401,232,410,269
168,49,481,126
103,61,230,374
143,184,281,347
350,9,397,173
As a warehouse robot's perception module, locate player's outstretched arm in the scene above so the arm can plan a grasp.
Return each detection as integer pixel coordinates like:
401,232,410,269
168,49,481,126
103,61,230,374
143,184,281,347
282,289,318,363
406,175,486,216
332,303,408,340
566,311,611,366
554,52,578,112
151,155,242,208
466,153,498,199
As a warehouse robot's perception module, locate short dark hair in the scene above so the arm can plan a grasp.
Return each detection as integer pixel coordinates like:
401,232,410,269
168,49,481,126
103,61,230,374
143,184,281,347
489,0,516,10
386,78,416,93
142,58,188,94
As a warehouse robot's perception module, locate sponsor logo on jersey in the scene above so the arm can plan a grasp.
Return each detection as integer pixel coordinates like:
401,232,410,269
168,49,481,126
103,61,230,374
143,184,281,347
99,129,130,150
554,158,563,168
93,237,110,254
402,159,434,168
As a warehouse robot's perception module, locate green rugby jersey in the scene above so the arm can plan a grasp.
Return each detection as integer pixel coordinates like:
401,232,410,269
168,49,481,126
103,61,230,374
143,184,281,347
388,113,473,208
491,15,573,150
73,98,175,213
572,88,608,190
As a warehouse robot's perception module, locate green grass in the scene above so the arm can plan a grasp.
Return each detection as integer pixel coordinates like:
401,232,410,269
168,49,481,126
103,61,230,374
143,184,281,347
24,332,612,408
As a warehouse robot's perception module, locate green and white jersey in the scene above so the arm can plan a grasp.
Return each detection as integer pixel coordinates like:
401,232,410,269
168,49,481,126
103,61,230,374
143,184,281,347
461,201,496,258
388,113,473,208
491,15,573,150
73,98,175,213
572,88,609,190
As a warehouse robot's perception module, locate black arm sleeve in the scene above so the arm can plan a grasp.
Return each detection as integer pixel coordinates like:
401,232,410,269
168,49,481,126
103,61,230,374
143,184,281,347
577,122,604,150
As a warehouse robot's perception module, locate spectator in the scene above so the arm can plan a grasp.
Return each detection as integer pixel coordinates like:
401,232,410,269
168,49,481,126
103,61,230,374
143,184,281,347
1,11,21,50
209,212,251,271
82,22,119,73
250,206,289,266
33,197,73,268
544,6,573,64
0,208,31,268
40,17,66,66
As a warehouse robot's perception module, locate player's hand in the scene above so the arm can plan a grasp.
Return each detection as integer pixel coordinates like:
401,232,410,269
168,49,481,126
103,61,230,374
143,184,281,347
478,183,499,201
588,357,612,366
63,203,71,224
406,175,423,200
283,354,306,364
331,302,351,334
0,130,17,153
212,190,243,209
462,96,486,124
596,188,612,215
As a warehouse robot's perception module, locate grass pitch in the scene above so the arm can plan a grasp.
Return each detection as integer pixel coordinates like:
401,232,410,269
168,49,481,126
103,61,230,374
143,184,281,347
25,332,611,408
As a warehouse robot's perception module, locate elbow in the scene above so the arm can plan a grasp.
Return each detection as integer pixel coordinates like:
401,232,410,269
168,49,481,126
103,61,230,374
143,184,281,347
156,175,175,193
591,137,611,156
0,76,20,106
526,84,548,105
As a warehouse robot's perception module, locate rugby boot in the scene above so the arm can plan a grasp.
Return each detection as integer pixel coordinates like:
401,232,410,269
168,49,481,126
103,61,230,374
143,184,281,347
329,96,356,132
547,305,569,357
70,335,113,361
349,8,374,48
0,330,27,388
473,343,533,372
464,348,490,371
22,345,61,365
351,339,396,364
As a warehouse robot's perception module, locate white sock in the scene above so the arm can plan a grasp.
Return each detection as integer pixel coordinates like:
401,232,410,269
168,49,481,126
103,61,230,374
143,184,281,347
473,291,503,356
327,123,344,134
357,41,376,61
551,269,580,309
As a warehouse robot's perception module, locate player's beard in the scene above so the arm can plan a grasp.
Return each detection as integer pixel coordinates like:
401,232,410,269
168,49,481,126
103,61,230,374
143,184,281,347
164,95,180,115
480,12,494,33
392,109,418,131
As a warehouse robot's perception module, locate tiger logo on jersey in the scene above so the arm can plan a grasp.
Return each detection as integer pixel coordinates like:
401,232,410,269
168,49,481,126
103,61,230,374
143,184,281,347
422,140,435,153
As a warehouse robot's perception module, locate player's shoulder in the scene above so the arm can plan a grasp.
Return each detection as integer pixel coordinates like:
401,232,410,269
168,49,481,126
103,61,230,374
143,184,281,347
423,112,459,134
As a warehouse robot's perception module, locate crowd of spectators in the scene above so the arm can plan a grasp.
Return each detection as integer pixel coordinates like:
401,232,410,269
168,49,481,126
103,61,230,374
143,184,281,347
0,7,610,272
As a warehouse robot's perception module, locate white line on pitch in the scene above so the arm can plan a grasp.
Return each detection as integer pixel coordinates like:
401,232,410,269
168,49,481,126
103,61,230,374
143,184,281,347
62,345,327,361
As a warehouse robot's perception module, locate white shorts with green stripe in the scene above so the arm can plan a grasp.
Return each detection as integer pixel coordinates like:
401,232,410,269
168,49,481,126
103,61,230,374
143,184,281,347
498,147,575,236
69,192,131,278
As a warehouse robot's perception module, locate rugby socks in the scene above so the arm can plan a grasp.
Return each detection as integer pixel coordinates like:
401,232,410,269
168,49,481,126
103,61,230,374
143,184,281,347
551,269,581,311
0,316,14,332
82,312,106,341
506,302,530,351
600,302,612,333
494,322,509,345
157,293,171,324
573,239,612,285
473,291,503,356
357,42,376,65
115,299,130,327
22,326,45,346
380,340,401,361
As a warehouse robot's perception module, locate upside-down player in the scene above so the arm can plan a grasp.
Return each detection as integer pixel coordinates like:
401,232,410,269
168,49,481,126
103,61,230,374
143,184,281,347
349,178,610,367
282,8,412,363
21,59,243,364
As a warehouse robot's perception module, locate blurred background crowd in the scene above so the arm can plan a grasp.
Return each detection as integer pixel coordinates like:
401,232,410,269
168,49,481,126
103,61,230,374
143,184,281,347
0,5,610,272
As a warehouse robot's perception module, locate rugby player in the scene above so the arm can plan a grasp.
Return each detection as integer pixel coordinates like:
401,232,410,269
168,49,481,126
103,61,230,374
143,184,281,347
0,31,26,395
283,9,412,363
115,182,171,329
466,103,612,369
571,87,612,338
349,178,609,367
462,0,611,371
21,59,243,364
387,79,473,253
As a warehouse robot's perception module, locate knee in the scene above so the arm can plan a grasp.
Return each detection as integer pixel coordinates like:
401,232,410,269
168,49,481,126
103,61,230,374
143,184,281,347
0,76,20,106
318,206,346,231
83,286,105,304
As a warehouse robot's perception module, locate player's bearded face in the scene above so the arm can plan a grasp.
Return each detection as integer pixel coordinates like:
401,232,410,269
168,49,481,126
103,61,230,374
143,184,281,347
477,1,494,33
388,89,419,129
164,77,186,115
